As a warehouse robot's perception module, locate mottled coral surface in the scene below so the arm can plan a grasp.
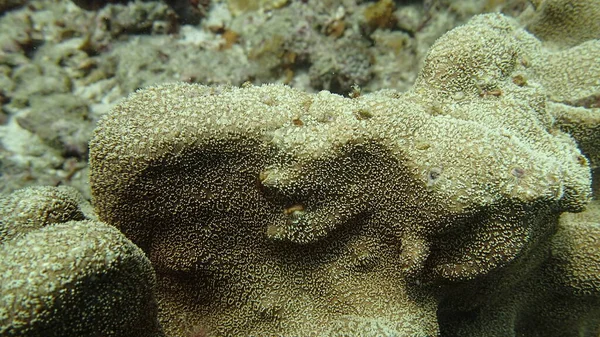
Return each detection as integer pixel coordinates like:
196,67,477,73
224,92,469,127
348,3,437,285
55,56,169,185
0,0,599,336
88,13,598,337
0,187,162,337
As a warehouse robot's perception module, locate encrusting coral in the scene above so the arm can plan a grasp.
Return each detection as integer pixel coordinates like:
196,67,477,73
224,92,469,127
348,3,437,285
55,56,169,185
0,186,90,243
525,0,600,48
0,1,598,335
88,12,599,337
517,0,600,172
0,186,164,337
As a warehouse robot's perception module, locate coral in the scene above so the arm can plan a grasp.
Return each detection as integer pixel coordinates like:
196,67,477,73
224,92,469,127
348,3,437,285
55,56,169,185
537,216,600,336
163,0,210,25
9,62,73,108
70,0,206,25
363,0,397,31
550,203,600,297
526,39,600,103
519,0,600,172
89,13,597,337
532,35,600,171
91,1,177,39
550,103,600,169
0,186,164,337
415,11,600,168
0,185,91,243
439,201,600,337
525,0,600,48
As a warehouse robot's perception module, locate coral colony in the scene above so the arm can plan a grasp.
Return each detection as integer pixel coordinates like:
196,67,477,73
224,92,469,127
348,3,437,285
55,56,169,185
1,1,599,337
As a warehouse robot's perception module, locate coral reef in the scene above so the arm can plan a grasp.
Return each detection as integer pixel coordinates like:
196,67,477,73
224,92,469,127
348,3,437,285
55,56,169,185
227,0,289,16
0,0,598,336
88,13,599,337
525,0,600,48
0,0,528,196
0,0,178,196
15,93,94,159
70,0,129,11
308,36,373,93
0,186,163,337
440,198,600,337
0,185,91,242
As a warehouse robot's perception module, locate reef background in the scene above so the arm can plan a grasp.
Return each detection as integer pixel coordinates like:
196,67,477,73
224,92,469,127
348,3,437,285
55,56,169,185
0,0,531,199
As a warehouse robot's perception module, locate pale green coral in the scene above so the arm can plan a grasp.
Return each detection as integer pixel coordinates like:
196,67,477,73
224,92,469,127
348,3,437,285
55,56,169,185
551,207,600,297
89,13,597,337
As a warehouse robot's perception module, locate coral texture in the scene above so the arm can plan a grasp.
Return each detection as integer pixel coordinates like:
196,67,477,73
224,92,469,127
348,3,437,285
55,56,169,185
89,13,598,337
440,199,600,337
526,0,600,48
0,0,522,198
0,186,163,337
0,186,89,243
